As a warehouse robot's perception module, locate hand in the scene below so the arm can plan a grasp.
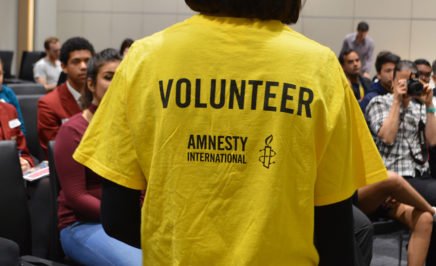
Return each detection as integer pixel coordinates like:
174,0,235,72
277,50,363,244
20,157,31,172
416,83,434,107
392,78,407,101
362,72,371,79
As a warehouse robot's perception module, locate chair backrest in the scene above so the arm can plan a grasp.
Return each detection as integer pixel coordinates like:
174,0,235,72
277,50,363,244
8,83,46,95
17,94,45,161
18,51,45,81
47,140,65,260
0,50,13,79
0,140,32,255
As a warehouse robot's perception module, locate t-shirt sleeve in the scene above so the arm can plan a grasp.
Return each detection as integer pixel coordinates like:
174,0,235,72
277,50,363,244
314,57,387,206
33,60,45,79
73,63,146,190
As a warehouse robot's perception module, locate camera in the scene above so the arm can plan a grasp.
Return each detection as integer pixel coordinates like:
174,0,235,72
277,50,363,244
407,78,424,96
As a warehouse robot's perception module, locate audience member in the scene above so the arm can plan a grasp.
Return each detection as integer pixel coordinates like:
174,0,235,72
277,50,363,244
0,102,34,172
119,38,134,57
431,59,436,89
33,37,62,91
358,171,434,266
360,51,400,112
37,37,95,155
366,60,436,265
340,21,374,79
0,58,26,134
414,58,432,85
74,1,388,265
55,48,141,266
339,49,372,101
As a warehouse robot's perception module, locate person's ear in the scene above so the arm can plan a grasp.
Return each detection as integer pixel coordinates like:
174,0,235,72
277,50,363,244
87,78,95,93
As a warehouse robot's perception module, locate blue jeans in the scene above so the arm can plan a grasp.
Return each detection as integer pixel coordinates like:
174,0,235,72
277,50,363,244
60,222,142,266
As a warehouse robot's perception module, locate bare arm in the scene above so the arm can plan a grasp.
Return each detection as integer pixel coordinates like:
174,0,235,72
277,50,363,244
420,85,436,146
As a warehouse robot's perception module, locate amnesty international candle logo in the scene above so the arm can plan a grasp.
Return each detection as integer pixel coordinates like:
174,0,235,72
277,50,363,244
259,135,276,169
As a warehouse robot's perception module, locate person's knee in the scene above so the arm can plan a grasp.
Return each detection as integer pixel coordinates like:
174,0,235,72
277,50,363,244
386,171,406,191
415,212,434,232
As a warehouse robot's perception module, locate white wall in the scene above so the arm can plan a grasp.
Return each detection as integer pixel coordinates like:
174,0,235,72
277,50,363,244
0,0,18,75
56,0,194,52
1,0,436,77
297,0,436,76
34,0,58,51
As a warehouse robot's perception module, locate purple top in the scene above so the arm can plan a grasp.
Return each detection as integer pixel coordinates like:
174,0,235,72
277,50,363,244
55,105,101,230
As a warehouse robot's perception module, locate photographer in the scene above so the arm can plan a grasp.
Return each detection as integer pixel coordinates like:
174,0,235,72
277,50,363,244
366,60,436,265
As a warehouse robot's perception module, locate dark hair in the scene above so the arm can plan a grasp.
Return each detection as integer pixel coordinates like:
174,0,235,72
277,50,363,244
414,58,431,68
394,60,417,80
81,48,122,108
44,37,59,50
432,60,436,74
119,38,134,55
185,0,303,24
338,48,358,65
375,51,400,73
357,21,369,32
60,37,95,65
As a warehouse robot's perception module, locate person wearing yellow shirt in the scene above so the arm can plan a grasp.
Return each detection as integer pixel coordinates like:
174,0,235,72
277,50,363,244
74,0,388,265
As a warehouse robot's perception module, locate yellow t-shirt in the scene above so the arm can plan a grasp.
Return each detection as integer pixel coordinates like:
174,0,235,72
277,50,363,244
74,15,387,266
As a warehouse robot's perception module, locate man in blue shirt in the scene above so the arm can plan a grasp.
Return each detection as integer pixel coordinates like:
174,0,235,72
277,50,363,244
360,51,400,113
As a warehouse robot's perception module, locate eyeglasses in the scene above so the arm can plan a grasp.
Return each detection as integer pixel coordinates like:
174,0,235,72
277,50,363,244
418,71,431,78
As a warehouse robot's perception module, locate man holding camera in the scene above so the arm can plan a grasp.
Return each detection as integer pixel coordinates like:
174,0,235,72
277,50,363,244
366,60,436,265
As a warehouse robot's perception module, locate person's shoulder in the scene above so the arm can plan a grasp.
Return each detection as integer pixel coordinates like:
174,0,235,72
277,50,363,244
0,101,16,112
39,84,63,104
34,57,47,67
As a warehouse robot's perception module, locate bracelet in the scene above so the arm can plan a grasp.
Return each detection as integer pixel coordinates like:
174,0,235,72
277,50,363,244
426,107,436,113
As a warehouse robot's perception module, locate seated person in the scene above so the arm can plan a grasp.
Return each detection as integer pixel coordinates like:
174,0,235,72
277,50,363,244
33,37,62,91
366,60,436,265
357,171,435,266
54,49,141,266
359,51,400,112
0,102,34,172
38,37,95,155
0,58,26,134
339,48,372,102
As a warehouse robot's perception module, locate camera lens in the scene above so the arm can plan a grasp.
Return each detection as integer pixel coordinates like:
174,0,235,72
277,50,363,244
407,78,424,96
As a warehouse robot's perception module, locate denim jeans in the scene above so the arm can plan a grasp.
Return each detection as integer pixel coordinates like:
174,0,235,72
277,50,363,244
60,222,142,266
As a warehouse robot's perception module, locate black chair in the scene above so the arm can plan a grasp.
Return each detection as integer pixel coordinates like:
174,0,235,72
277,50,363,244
372,218,406,266
18,51,45,82
17,94,45,161
8,83,46,95
0,141,68,265
0,50,14,79
0,140,32,255
47,140,65,261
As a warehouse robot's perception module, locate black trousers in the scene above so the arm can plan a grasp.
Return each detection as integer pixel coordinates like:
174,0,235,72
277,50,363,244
353,205,373,266
0,237,19,266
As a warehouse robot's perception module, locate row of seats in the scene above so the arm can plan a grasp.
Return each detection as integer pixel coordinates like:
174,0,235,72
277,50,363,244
0,140,67,265
7,83,47,161
0,50,45,83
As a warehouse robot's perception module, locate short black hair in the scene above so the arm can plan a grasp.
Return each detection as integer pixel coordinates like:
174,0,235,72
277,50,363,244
60,37,95,65
432,60,436,74
375,51,400,73
185,0,303,24
81,48,122,108
357,21,369,32
338,48,358,65
414,58,431,68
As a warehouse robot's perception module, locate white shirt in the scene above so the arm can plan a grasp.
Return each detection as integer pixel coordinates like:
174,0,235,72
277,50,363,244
66,81,82,108
33,57,62,85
